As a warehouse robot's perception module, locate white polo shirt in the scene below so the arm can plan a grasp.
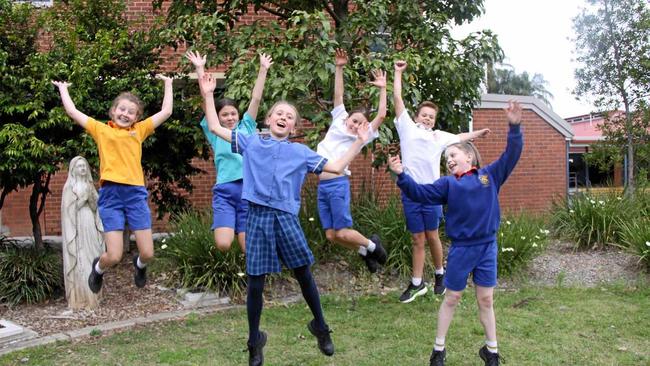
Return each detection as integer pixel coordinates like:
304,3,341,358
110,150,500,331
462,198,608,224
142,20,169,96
395,110,460,184
316,105,379,176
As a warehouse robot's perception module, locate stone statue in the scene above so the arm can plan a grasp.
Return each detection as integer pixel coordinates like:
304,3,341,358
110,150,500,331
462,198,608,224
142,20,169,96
61,156,105,309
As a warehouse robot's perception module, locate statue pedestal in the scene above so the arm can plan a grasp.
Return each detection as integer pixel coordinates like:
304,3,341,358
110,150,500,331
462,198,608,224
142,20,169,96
0,319,38,348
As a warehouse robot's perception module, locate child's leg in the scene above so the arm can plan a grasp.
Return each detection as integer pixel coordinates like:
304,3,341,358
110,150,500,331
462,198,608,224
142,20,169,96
214,227,235,252
411,232,427,280
475,285,497,343
325,229,356,250
425,229,444,271
333,228,369,249
100,231,125,268
434,289,463,349
293,265,327,330
237,232,246,253
133,229,154,262
247,274,266,346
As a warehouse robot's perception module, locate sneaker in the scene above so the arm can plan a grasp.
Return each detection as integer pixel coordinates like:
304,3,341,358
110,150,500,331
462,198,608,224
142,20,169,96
433,273,446,295
88,257,103,293
479,345,501,366
369,234,387,265
360,253,379,273
399,281,428,303
307,319,334,356
248,331,267,366
132,255,147,288
429,348,446,366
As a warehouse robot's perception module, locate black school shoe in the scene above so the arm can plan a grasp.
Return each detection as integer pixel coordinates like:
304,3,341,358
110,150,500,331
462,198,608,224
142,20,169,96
248,331,267,366
429,348,446,366
132,255,147,288
433,272,446,295
479,345,501,366
307,319,334,356
369,234,387,265
360,253,379,273
88,257,103,294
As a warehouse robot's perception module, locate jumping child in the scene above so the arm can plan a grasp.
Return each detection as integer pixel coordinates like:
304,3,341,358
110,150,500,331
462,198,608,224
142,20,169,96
316,48,388,273
52,75,173,293
199,70,371,365
186,50,273,253
393,60,490,302
388,100,523,366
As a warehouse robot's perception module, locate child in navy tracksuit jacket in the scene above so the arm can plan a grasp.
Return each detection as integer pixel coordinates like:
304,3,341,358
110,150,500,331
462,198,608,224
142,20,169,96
388,100,523,366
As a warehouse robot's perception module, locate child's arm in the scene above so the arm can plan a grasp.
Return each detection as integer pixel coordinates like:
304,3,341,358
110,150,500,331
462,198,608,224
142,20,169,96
388,155,448,205
199,73,232,142
51,81,90,128
393,60,407,118
485,100,523,186
369,69,387,132
333,48,348,108
150,74,173,128
185,51,208,113
457,128,490,142
246,53,273,119
322,121,369,174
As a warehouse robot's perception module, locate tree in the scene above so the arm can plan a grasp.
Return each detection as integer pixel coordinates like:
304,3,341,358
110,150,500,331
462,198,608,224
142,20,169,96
573,0,650,194
486,63,554,107
0,0,206,248
158,0,503,149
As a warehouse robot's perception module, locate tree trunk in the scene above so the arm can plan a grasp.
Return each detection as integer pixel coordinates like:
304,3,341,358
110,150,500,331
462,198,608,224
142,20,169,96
28,172,51,251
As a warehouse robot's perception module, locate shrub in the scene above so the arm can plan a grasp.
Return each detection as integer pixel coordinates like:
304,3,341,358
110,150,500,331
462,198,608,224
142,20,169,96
157,210,246,297
617,217,650,271
0,240,63,305
497,214,549,276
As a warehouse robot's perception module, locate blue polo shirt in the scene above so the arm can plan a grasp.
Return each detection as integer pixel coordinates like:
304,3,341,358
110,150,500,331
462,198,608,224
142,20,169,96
233,131,328,215
200,112,257,184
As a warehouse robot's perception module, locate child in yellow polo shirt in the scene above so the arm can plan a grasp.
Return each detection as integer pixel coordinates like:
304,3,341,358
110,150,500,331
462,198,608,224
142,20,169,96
52,75,173,293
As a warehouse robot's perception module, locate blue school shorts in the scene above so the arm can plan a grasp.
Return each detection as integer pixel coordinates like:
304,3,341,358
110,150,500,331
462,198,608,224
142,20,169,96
401,191,443,233
245,203,315,276
98,182,151,232
444,241,498,291
211,180,248,234
317,176,353,230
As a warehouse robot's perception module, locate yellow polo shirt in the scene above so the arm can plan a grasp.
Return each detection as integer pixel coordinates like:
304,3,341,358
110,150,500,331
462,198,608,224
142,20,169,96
85,117,155,186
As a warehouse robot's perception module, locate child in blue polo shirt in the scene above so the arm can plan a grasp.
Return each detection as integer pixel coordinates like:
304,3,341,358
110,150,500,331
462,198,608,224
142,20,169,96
186,50,273,253
199,72,370,366
388,100,523,366
316,48,388,273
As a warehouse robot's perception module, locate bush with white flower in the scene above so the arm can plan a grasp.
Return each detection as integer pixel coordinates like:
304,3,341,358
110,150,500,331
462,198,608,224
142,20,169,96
497,214,549,276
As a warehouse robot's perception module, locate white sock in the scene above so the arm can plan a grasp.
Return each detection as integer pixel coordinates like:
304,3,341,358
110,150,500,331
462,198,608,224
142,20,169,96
136,256,147,269
367,240,376,253
434,337,445,351
435,268,444,275
94,261,104,275
358,246,368,256
411,277,422,286
485,340,498,353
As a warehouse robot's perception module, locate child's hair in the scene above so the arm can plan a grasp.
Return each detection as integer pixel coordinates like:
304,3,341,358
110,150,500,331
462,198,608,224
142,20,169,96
266,100,301,125
416,101,439,115
349,106,370,121
215,98,239,115
446,141,483,168
110,92,145,121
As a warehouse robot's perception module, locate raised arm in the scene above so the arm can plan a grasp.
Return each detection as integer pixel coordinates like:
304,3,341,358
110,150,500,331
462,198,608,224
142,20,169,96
150,74,173,128
322,121,369,174
393,60,407,118
368,69,387,132
485,100,523,186
199,73,232,142
51,81,90,128
186,50,208,113
457,128,490,142
389,155,448,205
246,53,273,119
333,48,348,108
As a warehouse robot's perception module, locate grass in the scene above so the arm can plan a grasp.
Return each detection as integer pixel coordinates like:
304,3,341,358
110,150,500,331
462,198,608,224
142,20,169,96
1,286,648,365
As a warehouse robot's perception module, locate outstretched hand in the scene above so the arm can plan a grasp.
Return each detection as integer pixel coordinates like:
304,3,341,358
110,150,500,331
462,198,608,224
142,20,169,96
504,100,522,125
259,53,273,69
52,80,72,89
476,128,491,138
388,155,404,175
185,50,206,68
394,60,407,72
369,69,386,89
356,121,370,144
335,48,348,67
198,73,217,95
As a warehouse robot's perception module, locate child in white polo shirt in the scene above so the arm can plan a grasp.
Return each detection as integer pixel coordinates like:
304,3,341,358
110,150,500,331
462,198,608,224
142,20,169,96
393,60,490,303
316,48,388,273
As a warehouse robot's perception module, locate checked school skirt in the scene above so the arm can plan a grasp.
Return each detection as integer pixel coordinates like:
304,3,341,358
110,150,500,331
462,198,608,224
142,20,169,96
246,202,315,276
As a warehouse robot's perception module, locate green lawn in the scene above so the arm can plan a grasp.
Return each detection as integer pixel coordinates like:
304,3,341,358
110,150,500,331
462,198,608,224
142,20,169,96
1,286,649,365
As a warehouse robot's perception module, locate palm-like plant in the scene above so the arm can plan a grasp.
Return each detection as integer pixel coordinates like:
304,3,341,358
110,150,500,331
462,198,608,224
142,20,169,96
487,63,554,107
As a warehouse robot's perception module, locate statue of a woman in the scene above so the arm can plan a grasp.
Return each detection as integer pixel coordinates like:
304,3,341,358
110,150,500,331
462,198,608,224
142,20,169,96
61,156,105,309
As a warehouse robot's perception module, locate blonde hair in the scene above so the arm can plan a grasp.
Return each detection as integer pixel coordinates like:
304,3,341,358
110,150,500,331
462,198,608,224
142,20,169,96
266,100,301,125
416,101,439,115
110,92,144,121
446,141,483,168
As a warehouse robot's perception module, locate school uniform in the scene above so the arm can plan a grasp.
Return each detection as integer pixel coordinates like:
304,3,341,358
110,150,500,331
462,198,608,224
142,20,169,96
396,124,523,291
84,117,154,232
315,105,378,230
394,110,459,233
200,113,256,233
233,130,328,276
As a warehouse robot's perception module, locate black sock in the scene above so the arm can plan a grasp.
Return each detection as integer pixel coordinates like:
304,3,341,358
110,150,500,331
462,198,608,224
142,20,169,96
293,265,327,331
247,274,266,346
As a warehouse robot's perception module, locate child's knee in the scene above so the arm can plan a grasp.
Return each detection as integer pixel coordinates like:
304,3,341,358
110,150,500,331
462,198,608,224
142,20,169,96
325,230,337,243
334,229,353,243
443,291,462,307
476,293,493,309
215,240,232,252
138,248,154,262
104,252,122,266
